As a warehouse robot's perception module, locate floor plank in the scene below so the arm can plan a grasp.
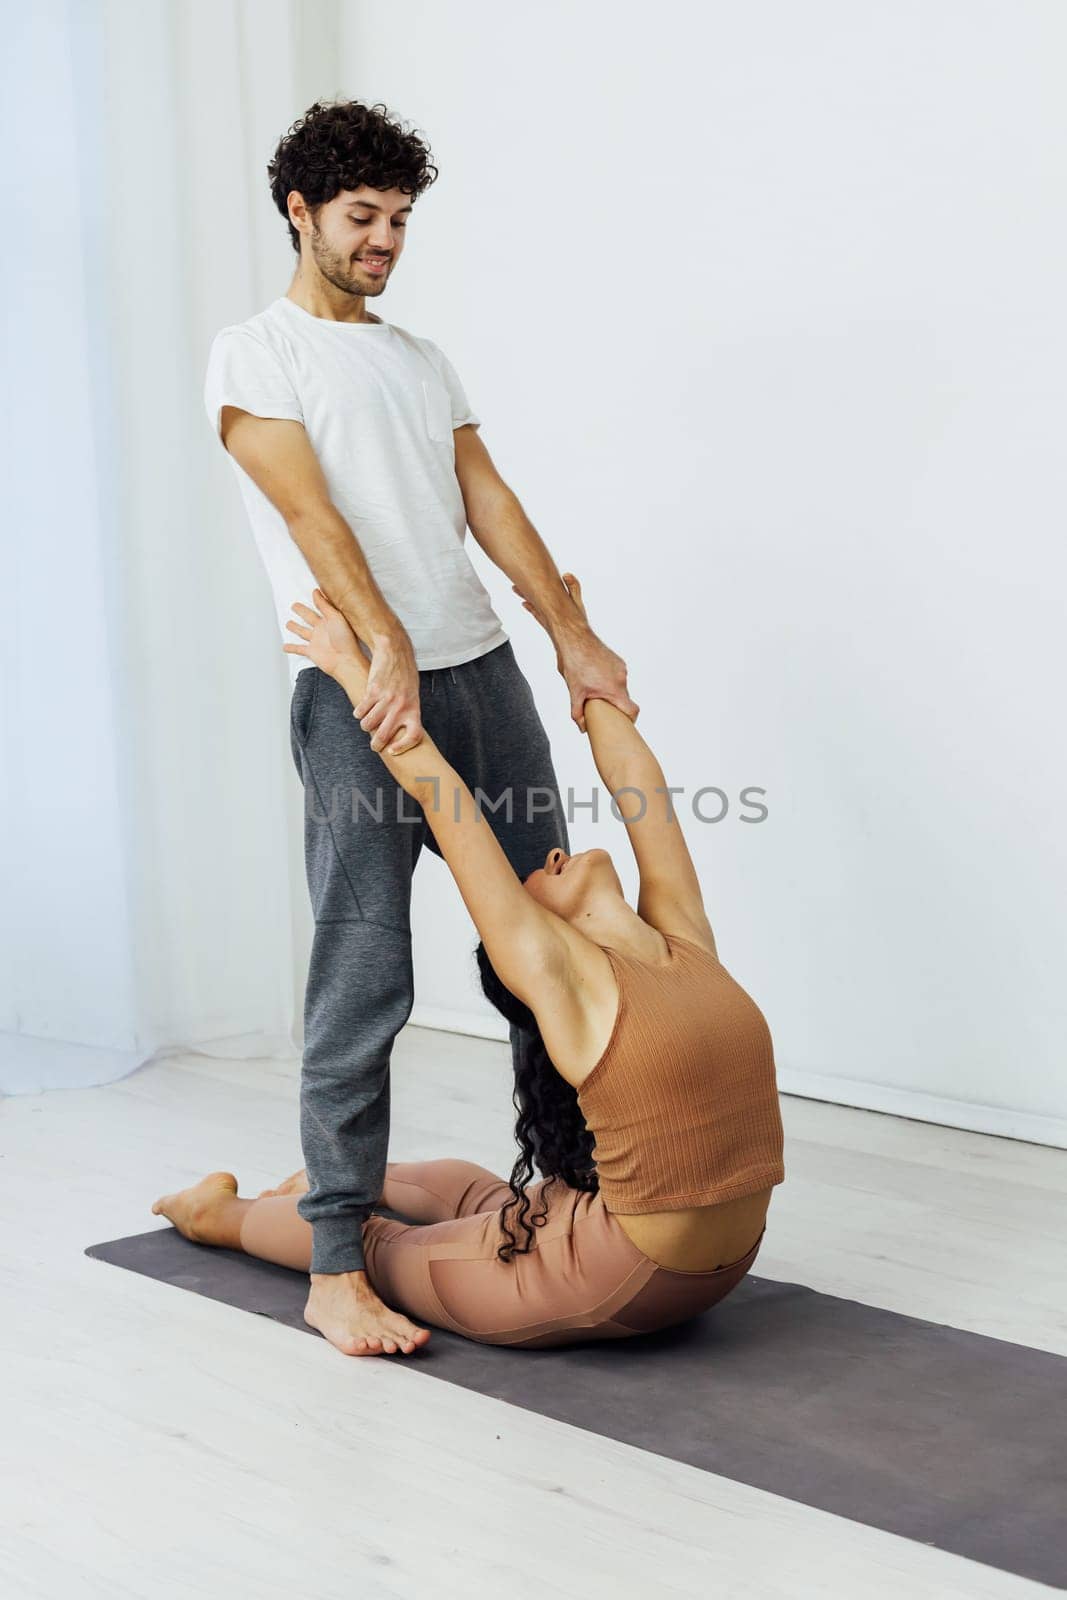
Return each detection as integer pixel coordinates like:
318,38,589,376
1,1025,1062,1598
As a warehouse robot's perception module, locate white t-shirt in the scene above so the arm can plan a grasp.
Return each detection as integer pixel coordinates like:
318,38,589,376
203,295,509,686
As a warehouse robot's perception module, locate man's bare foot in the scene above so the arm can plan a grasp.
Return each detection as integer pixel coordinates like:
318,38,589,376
304,1271,432,1358
256,1167,309,1200
152,1171,239,1243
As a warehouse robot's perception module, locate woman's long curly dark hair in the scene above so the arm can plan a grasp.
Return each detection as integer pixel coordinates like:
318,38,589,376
267,99,438,254
475,939,599,1263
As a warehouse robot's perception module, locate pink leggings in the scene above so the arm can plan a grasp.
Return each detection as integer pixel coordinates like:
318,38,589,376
239,1158,764,1348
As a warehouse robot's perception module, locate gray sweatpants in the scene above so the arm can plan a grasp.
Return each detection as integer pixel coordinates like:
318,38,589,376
288,640,571,1275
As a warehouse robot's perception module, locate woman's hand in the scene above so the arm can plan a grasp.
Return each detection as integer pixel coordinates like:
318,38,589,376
513,571,639,731
284,587,366,681
283,588,423,758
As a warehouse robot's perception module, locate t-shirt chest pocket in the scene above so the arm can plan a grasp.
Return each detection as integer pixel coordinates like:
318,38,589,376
421,377,453,443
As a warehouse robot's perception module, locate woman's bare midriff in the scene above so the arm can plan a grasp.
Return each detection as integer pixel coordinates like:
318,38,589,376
608,1186,774,1273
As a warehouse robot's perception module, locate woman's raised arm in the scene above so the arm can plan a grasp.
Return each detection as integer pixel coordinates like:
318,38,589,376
285,590,572,1002
583,698,715,950
524,574,715,950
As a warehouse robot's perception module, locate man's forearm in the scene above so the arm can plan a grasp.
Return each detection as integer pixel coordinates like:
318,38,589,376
288,504,405,648
468,489,589,645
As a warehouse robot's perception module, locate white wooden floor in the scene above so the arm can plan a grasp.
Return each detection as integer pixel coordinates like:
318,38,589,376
2,1025,1064,1600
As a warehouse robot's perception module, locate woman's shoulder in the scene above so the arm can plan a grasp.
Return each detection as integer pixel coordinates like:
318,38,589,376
524,927,621,1091
525,919,716,1091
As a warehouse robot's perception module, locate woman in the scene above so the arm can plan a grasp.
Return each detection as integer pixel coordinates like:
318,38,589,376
153,575,785,1354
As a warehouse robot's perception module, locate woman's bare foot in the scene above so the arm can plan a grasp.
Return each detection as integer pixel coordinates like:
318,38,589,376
304,1271,432,1358
256,1167,309,1200
152,1171,240,1244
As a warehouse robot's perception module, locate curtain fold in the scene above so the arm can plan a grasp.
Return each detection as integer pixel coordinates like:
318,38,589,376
1,0,339,1093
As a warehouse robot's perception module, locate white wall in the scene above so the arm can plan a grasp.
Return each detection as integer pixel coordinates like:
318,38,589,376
338,0,1067,1142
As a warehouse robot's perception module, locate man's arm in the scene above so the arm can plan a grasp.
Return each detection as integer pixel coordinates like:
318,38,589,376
219,407,424,753
453,425,638,733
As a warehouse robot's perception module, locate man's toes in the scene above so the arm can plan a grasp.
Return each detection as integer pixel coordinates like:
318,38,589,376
346,1335,382,1356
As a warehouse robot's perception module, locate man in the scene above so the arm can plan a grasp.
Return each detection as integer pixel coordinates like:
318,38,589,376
203,99,637,1359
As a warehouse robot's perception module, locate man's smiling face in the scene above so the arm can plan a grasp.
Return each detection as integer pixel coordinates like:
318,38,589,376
304,184,413,298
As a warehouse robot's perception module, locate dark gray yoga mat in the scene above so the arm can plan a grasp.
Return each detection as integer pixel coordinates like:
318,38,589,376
86,1225,1067,1590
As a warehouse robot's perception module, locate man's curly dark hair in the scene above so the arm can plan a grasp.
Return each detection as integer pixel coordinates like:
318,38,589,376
267,99,439,255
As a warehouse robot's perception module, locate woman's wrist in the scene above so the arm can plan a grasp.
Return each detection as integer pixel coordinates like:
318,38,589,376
331,651,443,801
333,652,371,709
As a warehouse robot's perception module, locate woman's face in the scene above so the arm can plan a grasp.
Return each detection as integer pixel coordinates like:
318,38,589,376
522,846,622,919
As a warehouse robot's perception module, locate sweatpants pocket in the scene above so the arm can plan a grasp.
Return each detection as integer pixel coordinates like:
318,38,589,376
290,665,320,747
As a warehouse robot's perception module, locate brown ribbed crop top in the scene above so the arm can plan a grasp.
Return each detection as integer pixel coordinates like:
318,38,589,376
575,932,786,1214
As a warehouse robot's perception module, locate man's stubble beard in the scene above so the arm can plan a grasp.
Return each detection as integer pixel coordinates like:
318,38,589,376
310,229,389,297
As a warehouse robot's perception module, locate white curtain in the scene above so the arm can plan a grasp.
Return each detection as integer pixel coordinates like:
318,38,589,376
1,0,343,1093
